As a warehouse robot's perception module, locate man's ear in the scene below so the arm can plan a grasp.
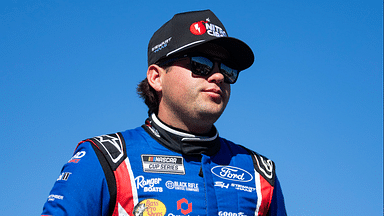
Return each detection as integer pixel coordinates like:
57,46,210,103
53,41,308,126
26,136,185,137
147,64,164,92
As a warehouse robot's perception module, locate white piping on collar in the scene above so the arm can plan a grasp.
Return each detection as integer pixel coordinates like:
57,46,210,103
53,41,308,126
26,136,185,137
151,113,218,142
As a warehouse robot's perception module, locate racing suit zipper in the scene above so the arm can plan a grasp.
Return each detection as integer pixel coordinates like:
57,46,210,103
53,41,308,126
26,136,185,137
201,165,209,216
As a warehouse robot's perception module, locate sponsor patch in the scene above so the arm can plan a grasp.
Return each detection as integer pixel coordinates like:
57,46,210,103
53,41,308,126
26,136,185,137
211,166,253,182
214,181,255,193
165,180,199,192
231,183,256,193
68,151,86,163
47,194,64,202
133,199,166,216
214,181,230,189
218,211,246,216
57,172,71,181
189,18,227,38
177,198,192,215
152,37,172,53
135,175,163,192
141,155,185,175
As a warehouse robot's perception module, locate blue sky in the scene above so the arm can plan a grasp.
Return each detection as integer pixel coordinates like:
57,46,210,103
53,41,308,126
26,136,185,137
0,0,382,215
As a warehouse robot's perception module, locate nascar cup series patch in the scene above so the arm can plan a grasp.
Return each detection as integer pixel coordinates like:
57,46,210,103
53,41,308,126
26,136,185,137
141,155,185,175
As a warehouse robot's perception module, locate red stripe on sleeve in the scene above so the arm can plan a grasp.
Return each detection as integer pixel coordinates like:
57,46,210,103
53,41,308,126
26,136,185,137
258,175,274,216
112,160,135,216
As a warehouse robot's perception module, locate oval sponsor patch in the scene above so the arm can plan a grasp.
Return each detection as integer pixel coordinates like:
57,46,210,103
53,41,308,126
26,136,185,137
211,166,253,182
133,198,166,216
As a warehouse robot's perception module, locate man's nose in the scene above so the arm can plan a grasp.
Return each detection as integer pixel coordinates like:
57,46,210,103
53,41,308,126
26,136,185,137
207,62,225,83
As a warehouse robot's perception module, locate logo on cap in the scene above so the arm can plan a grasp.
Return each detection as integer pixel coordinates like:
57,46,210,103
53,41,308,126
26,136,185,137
189,18,227,37
190,21,207,35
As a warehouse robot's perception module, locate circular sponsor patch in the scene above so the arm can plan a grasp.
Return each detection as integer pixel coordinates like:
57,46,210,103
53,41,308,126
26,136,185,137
190,21,206,35
165,180,174,189
133,199,166,216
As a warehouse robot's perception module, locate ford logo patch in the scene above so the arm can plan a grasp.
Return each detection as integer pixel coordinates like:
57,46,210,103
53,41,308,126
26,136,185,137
211,166,253,182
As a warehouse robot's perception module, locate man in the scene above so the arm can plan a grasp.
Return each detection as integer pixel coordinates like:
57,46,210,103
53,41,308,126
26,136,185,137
42,10,287,216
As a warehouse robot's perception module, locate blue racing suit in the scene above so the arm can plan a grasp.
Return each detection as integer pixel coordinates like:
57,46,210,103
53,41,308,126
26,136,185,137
41,114,287,216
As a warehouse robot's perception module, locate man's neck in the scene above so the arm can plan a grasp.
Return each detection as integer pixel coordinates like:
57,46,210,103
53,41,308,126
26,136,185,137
142,113,221,157
157,111,215,134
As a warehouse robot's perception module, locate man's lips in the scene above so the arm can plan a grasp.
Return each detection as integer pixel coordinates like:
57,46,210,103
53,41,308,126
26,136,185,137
203,88,222,93
202,88,222,97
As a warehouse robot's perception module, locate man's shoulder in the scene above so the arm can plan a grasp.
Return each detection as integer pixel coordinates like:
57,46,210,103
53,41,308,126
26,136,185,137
219,137,276,186
79,132,126,170
76,127,143,167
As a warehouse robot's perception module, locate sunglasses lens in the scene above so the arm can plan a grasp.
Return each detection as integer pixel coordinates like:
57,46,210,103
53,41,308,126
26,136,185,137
190,56,213,76
220,63,238,84
190,56,239,84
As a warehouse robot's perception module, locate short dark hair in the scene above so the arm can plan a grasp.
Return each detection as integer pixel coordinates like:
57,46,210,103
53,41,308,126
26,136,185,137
137,77,159,115
137,64,173,115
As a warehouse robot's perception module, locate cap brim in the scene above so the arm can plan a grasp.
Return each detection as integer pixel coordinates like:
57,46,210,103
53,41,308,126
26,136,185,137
165,37,254,71
209,37,254,71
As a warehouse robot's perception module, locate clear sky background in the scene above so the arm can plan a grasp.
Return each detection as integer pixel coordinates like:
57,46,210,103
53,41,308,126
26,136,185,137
0,0,382,215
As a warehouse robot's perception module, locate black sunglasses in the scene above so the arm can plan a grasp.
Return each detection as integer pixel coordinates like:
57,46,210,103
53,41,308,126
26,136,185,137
158,55,240,84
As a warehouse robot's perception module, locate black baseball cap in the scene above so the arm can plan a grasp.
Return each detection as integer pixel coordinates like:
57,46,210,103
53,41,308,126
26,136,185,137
147,10,254,71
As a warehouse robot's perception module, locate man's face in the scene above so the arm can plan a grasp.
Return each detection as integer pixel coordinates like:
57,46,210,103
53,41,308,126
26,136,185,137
158,54,231,128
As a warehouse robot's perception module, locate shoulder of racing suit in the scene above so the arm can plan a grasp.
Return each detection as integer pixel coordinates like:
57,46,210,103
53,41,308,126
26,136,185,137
77,132,127,216
240,145,276,187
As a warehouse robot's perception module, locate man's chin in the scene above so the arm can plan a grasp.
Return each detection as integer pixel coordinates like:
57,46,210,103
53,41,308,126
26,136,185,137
197,108,225,123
